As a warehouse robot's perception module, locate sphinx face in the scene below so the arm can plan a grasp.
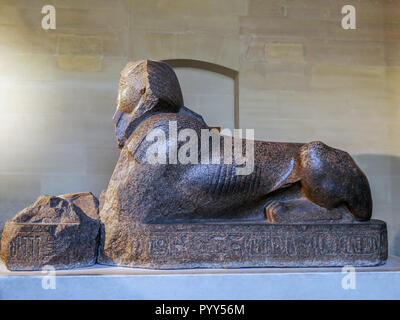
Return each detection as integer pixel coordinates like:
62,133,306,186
113,60,184,148
113,62,148,148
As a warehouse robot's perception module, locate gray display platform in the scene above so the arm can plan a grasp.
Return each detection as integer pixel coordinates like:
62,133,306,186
0,256,400,300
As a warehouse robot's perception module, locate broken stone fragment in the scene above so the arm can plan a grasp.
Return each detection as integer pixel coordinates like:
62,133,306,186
0,192,100,271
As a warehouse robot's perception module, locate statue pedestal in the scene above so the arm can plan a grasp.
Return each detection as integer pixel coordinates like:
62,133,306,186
1,256,399,299
99,219,388,268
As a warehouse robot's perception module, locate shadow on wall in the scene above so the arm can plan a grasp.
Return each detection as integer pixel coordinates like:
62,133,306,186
354,154,400,257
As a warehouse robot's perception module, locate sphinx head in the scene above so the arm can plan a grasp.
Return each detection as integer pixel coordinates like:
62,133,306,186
113,60,184,148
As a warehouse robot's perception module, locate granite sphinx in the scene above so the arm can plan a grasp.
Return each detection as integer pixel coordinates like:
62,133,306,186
98,60,387,268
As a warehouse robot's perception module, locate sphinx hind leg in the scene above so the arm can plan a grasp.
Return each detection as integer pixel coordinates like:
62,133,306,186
263,181,348,223
296,141,372,221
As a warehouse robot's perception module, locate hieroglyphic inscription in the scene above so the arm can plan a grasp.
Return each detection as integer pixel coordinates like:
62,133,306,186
146,231,381,260
245,233,379,257
8,232,54,262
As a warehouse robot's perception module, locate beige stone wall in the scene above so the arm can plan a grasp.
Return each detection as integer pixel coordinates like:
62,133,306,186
174,67,235,130
0,0,399,255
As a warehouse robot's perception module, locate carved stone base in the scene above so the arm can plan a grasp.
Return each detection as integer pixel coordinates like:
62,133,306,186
0,193,100,271
98,219,388,269
1,223,99,271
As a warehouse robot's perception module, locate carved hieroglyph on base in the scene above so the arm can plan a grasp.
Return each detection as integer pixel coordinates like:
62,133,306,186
99,222,387,268
97,60,387,268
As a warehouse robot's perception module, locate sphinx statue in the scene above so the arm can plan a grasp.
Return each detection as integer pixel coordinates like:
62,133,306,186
98,60,386,268
105,60,371,224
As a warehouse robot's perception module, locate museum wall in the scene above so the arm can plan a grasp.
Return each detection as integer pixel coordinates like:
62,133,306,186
0,0,399,255
173,67,235,131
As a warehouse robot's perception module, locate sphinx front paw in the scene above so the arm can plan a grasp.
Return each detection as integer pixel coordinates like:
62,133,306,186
264,199,345,223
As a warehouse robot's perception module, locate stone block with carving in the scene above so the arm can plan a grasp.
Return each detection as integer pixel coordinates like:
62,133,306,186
0,192,100,271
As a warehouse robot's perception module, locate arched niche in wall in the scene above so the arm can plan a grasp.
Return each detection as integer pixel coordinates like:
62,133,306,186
163,59,239,131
